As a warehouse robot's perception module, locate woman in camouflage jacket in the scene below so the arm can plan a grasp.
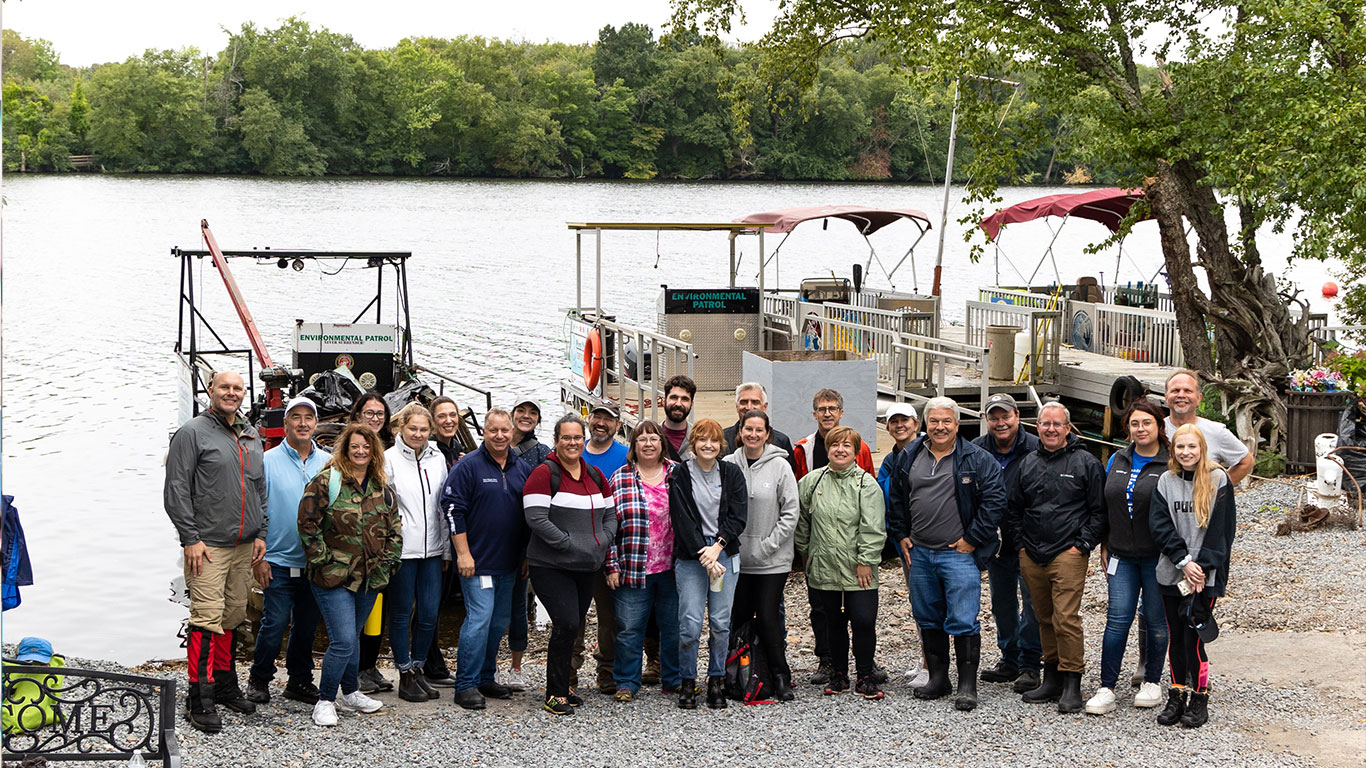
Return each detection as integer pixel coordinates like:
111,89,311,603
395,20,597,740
297,423,403,726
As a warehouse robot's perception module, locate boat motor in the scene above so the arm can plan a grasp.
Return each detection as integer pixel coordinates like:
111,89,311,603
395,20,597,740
1307,433,1345,507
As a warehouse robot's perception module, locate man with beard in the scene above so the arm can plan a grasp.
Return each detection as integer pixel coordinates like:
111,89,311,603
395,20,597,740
661,375,696,462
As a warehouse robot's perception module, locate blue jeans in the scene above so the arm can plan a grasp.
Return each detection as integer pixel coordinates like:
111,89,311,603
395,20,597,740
249,564,321,686
613,571,681,692
987,555,1043,671
311,583,378,702
908,546,982,636
1101,555,1168,688
507,574,529,654
455,573,515,692
675,553,739,680
387,556,443,672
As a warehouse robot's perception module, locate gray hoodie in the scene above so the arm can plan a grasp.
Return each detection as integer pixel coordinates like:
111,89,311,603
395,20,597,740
725,444,799,574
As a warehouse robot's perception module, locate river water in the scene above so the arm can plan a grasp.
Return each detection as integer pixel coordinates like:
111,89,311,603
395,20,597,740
0,176,1340,663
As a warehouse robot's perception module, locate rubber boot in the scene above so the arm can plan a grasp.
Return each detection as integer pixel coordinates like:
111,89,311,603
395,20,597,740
706,676,727,709
398,670,428,702
1180,691,1209,728
773,672,795,702
212,630,255,714
953,634,981,712
1022,662,1063,703
913,629,953,700
1057,671,1084,714
677,679,697,710
1157,686,1187,726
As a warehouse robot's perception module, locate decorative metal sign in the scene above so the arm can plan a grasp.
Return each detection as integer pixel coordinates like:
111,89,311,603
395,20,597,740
3,665,180,767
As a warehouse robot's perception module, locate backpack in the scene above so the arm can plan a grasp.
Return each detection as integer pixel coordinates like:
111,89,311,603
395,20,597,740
327,468,395,507
545,459,607,497
2,653,66,734
723,619,775,705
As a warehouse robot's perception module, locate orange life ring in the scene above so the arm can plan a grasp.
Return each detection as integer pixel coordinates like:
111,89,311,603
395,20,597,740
582,329,603,390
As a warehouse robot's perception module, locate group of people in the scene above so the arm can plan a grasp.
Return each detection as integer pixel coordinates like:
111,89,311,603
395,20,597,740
164,367,1242,732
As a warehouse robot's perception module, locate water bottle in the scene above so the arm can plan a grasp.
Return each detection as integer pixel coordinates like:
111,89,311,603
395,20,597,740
126,753,148,767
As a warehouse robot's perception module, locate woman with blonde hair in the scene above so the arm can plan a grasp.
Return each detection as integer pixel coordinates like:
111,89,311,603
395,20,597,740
297,423,404,726
1148,424,1236,729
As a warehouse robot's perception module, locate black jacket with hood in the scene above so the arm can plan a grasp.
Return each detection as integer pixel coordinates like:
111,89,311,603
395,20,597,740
668,459,748,560
1007,432,1107,565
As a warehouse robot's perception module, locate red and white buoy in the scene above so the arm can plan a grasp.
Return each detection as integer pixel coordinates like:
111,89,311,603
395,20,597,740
1323,281,1339,298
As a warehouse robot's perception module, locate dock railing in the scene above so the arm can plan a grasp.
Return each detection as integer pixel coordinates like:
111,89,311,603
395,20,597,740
563,313,695,430
762,292,798,349
890,331,993,427
1311,325,1366,361
1091,302,1185,366
964,300,1061,385
978,287,1055,309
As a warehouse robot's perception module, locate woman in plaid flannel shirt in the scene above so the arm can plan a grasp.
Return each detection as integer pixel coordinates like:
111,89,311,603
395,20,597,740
604,421,682,701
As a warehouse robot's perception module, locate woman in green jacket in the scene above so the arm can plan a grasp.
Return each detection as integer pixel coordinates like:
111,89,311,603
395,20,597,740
796,425,887,699
297,423,404,727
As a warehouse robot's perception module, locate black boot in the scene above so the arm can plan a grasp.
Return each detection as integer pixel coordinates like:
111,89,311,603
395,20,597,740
1057,671,1083,714
773,671,795,702
706,676,727,709
914,629,953,700
245,677,270,704
953,634,981,712
1022,662,1063,703
1157,686,1187,726
1180,691,1209,728
677,679,697,709
398,670,428,702
1012,669,1041,694
980,659,1020,683
416,675,441,700
213,652,256,714
186,681,223,734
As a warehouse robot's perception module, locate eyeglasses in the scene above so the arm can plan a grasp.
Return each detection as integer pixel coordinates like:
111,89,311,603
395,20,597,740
815,406,841,414
361,410,386,419
635,435,663,444
558,435,585,443
1038,421,1067,429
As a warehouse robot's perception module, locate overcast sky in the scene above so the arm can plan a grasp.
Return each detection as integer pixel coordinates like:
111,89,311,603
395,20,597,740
2,1,778,67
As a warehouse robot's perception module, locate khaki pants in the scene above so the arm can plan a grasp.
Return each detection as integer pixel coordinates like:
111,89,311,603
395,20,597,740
1019,549,1088,673
186,542,255,635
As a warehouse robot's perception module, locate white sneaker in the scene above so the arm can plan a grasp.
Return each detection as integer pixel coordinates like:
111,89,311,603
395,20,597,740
1134,681,1164,708
312,700,338,727
908,666,929,689
1085,687,1117,715
499,668,529,692
336,690,383,714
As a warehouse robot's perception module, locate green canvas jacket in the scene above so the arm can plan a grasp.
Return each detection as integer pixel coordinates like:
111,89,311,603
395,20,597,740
298,469,403,592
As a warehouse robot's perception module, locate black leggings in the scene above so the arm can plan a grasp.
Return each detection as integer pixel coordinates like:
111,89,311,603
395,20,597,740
529,566,596,698
731,573,791,678
812,588,878,678
1163,593,1213,693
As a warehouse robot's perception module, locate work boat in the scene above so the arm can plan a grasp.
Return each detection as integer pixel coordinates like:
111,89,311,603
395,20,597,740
172,220,491,447
559,206,1036,454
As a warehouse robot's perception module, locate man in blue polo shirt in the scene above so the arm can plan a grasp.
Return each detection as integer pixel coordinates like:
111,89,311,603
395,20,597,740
247,396,329,705
441,408,533,711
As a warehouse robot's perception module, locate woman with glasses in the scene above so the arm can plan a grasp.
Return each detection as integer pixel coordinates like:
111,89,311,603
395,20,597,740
523,413,617,715
604,421,682,701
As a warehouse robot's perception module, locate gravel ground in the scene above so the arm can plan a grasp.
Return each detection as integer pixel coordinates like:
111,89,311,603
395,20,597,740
11,479,1363,768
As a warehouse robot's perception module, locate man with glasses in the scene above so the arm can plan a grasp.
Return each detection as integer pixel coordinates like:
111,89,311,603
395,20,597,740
1006,402,1105,715
723,382,796,472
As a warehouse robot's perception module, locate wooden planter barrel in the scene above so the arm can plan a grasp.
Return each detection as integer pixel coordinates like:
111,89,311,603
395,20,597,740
1285,391,1352,473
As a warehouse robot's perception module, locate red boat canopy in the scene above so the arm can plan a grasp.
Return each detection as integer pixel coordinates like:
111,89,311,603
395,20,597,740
737,206,932,235
978,188,1148,241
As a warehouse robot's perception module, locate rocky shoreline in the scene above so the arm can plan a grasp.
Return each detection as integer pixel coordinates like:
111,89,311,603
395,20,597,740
12,479,1364,768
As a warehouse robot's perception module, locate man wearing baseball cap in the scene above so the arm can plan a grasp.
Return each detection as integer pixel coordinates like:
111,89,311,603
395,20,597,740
971,392,1043,693
247,396,330,707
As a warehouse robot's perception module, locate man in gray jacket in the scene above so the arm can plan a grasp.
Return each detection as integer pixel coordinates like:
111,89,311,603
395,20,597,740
164,371,268,733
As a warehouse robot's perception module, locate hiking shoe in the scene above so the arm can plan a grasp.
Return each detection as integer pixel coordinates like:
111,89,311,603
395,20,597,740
614,688,635,703
810,659,835,686
453,688,487,711
424,671,457,688
1012,669,1041,694
311,700,338,727
284,680,320,705
869,664,889,684
478,681,514,700
544,696,573,716
566,691,584,707
1085,687,1117,715
642,658,661,685
823,673,850,695
980,661,1021,683
1157,686,1187,726
498,668,529,691
854,676,885,700
1134,682,1164,708
1180,691,1209,728
357,667,392,694
336,690,383,714
245,677,271,704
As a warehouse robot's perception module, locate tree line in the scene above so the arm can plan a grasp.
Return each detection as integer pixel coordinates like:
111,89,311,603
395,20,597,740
2,19,1121,182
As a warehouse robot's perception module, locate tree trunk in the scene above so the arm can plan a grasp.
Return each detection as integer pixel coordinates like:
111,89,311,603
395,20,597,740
1145,163,1214,375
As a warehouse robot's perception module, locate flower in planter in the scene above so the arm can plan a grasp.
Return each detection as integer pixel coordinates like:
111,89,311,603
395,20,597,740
1289,366,1347,393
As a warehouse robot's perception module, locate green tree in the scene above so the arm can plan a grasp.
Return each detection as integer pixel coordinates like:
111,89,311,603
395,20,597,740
86,49,214,171
67,79,91,152
593,23,659,89
2,81,69,170
235,87,323,174
2,30,62,81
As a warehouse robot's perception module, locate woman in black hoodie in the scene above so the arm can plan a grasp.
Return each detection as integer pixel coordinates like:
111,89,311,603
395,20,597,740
1086,399,1170,716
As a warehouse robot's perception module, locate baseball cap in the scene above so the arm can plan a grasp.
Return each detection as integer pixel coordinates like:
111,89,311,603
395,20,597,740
1183,595,1220,644
590,401,621,419
511,395,542,415
884,403,918,422
984,393,1019,414
15,637,54,664
285,395,318,418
